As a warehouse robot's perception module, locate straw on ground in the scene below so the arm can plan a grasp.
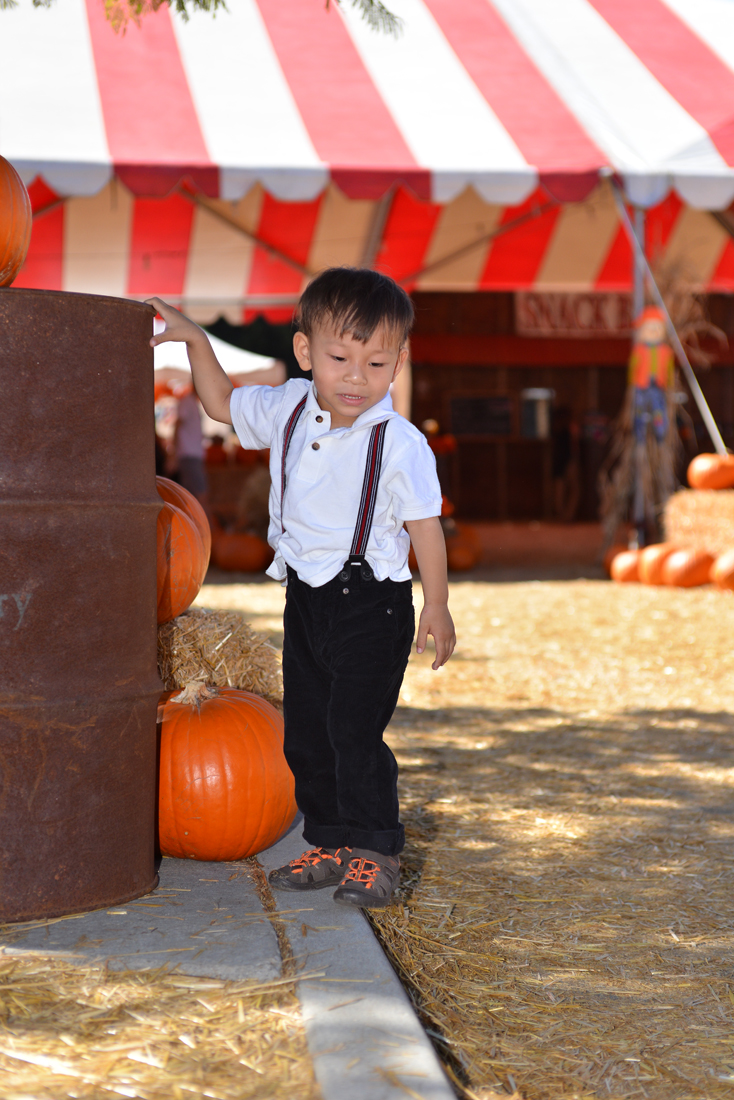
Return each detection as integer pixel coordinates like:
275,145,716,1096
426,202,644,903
201,578,734,1100
0,951,319,1099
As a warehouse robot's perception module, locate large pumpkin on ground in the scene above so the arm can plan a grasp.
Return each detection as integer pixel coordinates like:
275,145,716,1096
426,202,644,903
0,156,32,287
710,549,734,590
687,454,734,490
610,549,640,582
661,548,714,588
157,500,207,623
158,684,297,861
157,475,212,561
638,543,679,585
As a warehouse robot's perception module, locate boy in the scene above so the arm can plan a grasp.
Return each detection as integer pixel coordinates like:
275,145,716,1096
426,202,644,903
148,268,455,908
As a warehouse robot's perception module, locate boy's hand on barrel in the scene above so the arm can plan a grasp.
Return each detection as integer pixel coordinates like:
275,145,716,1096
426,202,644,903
145,296,234,426
146,297,206,348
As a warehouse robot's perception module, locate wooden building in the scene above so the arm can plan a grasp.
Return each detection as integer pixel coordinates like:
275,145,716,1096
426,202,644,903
410,292,734,522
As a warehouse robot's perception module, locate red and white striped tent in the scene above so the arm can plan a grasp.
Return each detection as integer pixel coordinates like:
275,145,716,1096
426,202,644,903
5,0,734,321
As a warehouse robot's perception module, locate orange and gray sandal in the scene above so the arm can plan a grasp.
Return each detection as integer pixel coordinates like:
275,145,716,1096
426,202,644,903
333,849,400,908
268,846,352,891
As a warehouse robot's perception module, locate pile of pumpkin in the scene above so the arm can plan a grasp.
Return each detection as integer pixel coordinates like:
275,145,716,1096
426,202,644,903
156,477,297,862
608,453,734,590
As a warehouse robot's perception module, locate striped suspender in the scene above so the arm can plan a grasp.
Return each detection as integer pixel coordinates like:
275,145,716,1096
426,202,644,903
341,419,389,581
350,420,388,558
280,395,307,531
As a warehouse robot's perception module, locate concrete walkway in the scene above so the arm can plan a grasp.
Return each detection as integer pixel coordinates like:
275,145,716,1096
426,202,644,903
0,817,455,1100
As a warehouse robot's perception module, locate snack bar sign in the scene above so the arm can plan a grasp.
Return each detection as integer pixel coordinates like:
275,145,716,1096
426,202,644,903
515,292,633,337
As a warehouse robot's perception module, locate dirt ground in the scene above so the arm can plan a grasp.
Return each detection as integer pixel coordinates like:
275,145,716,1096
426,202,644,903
197,576,734,1100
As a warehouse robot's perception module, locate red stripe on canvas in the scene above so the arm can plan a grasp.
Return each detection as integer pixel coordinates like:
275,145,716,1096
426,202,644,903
254,0,428,200
423,0,603,201
14,192,64,291
479,190,561,289
594,225,632,291
84,0,216,196
589,0,734,165
646,192,684,266
26,178,61,217
375,188,442,290
245,192,322,321
126,192,195,297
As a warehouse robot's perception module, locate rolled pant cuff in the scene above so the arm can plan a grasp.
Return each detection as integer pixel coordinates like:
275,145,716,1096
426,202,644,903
302,822,351,852
303,821,405,857
348,826,405,857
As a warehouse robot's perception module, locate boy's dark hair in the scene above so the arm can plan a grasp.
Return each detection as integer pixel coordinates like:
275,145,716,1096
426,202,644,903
296,267,414,346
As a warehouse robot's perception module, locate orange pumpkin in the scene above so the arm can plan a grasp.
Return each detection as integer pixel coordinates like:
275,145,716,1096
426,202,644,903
610,549,640,582
156,475,212,562
603,543,628,577
446,522,481,572
710,549,734,590
638,543,679,585
158,684,297,861
211,529,272,573
687,454,734,490
0,157,32,287
157,500,207,624
661,548,714,588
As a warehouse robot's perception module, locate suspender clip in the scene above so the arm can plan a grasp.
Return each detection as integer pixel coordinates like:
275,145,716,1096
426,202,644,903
350,555,374,581
339,556,374,582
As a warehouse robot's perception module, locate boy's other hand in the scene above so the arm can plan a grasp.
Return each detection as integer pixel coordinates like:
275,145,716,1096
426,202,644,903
146,297,205,348
416,602,456,670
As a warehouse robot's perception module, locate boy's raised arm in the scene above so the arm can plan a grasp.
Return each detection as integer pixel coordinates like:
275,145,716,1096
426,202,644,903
147,297,234,426
404,516,456,670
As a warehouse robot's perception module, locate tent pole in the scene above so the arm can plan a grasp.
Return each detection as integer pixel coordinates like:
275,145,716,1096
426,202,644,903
608,175,727,456
361,186,395,269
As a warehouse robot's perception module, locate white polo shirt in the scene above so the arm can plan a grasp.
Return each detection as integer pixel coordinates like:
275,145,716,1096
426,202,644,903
230,379,441,587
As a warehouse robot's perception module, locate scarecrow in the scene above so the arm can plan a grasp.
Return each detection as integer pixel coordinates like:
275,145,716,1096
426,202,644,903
600,307,679,551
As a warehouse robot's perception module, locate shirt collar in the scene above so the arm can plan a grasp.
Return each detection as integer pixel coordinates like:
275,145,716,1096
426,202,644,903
305,383,397,430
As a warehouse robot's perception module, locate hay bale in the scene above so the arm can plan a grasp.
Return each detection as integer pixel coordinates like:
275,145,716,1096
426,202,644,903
158,607,282,705
664,488,734,556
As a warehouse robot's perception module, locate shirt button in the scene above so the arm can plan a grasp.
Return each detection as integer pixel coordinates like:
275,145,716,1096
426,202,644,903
343,588,349,595
312,442,320,451
315,415,323,423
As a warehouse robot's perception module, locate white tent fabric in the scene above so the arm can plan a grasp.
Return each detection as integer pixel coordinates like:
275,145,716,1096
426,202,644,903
4,0,734,209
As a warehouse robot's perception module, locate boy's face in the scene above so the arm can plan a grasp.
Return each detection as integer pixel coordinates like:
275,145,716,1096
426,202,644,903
293,324,407,429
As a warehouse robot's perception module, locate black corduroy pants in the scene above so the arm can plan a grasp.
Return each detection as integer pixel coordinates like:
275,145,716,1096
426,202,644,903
282,565,415,856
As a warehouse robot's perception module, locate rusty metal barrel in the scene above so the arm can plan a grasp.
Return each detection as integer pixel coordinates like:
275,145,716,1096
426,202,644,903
0,289,162,921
